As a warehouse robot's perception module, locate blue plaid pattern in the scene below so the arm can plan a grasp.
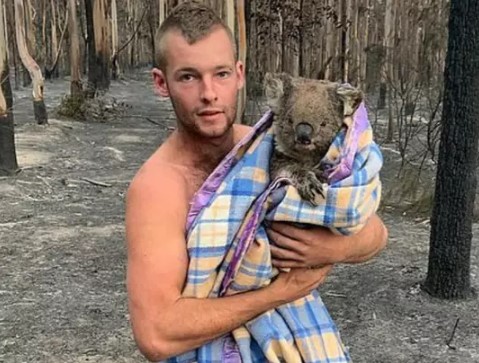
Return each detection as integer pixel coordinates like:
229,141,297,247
162,107,382,363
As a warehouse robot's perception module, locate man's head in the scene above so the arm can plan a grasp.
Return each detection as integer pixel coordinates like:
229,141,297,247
152,1,244,139
155,1,237,73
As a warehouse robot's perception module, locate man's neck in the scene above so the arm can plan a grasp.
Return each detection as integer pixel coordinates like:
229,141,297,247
172,128,235,174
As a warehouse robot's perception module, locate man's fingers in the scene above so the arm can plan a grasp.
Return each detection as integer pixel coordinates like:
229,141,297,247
271,258,303,269
270,245,302,261
268,222,301,239
267,228,301,252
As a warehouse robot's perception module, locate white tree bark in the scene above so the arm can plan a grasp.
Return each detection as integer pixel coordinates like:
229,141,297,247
14,0,48,124
69,0,82,95
236,0,246,123
0,0,7,113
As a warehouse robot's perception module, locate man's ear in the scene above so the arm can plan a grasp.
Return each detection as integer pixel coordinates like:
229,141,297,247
152,68,169,97
336,84,363,116
263,72,292,113
235,61,245,90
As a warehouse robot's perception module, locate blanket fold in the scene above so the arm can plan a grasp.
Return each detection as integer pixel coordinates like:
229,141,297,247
164,102,382,363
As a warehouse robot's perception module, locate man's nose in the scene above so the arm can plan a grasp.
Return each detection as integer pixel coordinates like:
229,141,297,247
200,77,218,103
295,123,314,145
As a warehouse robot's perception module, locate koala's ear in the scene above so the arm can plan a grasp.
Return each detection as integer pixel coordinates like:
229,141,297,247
263,72,292,112
336,84,363,116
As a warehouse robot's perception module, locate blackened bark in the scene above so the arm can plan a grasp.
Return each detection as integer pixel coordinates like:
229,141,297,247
71,80,83,96
0,66,18,176
147,2,157,70
95,0,110,92
281,0,300,76
33,100,48,125
84,0,110,97
377,82,386,109
84,0,97,98
423,0,479,299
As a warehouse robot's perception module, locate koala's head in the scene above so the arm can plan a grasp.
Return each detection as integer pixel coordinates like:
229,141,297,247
264,72,363,159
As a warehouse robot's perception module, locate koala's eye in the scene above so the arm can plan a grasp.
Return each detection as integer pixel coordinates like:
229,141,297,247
320,121,327,127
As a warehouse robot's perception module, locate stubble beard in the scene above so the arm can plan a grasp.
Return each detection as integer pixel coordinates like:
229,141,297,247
170,96,238,140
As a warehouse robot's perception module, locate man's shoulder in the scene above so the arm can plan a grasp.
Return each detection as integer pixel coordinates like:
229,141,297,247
127,152,188,209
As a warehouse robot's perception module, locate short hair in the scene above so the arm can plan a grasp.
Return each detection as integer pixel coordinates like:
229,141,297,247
155,1,237,72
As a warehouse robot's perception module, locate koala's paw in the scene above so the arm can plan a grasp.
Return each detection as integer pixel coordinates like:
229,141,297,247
296,171,325,205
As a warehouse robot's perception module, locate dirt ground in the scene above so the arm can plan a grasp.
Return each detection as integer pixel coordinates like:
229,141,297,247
1,71,478,363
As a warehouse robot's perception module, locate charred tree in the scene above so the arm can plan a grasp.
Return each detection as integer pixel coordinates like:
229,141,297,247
111,0,119,80
69,0,82,96
281,0,300,76
0,0,18,176
423,0,479,300
14,0,48,125
84,0,110,97
235,0,246,123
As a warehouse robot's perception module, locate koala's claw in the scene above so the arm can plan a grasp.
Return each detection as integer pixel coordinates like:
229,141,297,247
296,171,325,205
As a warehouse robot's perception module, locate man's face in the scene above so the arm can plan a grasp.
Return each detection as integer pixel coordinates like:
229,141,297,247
152,27,245,139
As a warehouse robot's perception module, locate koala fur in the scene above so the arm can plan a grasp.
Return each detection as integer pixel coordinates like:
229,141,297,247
264,72,363,205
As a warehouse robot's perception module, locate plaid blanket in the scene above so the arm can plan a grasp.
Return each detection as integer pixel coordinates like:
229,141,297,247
163,102,382,363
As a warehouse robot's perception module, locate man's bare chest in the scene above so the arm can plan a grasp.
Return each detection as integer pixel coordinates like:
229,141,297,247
184,168,211,200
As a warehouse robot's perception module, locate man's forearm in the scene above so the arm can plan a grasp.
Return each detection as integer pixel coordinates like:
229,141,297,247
150,285,282,360
342,213,388,263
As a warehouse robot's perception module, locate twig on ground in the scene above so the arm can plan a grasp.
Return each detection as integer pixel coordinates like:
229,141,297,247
18,166,43,172
144,117,175,131
145,117,164,126
80,178,113,188
0,221,29,228
119,115,175,130
324,292,347,298
446,318,460,349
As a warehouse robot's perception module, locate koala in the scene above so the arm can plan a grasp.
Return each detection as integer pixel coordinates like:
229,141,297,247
264,72,363,205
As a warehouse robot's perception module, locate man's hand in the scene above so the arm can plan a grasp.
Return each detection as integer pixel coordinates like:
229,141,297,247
268,265,334,303
266,214,388,269
267,223,347,269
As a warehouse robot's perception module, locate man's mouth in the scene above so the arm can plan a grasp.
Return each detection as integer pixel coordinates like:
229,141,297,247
198,109,223,117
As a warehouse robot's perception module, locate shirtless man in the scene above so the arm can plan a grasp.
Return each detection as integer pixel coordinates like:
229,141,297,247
125,2,388,361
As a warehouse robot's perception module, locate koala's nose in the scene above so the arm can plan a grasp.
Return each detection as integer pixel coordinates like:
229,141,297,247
295,123,313,145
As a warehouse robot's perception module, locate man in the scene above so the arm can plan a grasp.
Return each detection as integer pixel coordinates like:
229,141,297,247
125,1,388,361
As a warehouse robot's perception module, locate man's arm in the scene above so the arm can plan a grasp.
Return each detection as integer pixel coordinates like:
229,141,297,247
267,214,388,269
126,166,332,361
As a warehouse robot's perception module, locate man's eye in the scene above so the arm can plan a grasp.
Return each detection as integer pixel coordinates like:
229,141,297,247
217,71,230,78
180,74,195,82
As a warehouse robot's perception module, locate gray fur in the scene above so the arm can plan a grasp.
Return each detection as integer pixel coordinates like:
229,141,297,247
264,72,363,205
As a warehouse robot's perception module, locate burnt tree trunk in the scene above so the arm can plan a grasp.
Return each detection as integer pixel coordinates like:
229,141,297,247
378,0,394,110
84,0,110,97
85,0,95,97
235,0,246,123
14,0,48,125
269,0,282,74
324,0,337,80
111,0,119,80
0,0,18,176
94,0,110,91
69,0,82,96
300,0,322,79
423,0,479,300
281,0,300,76
245,0,259,97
